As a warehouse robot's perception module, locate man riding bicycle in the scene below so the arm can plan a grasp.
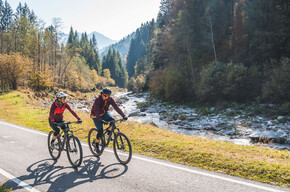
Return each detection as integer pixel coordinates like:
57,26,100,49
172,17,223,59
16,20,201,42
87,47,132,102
91,88,128,151
49,92,82,144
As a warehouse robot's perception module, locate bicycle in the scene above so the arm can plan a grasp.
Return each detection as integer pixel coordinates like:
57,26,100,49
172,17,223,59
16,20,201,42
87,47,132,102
88,119,132,164
47,121,83,168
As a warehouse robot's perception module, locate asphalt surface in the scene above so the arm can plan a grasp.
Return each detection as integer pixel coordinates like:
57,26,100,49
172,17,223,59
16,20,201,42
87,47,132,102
0,120,289,192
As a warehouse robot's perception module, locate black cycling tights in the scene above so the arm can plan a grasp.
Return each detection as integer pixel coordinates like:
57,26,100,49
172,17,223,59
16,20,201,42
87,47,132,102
97,128,103,140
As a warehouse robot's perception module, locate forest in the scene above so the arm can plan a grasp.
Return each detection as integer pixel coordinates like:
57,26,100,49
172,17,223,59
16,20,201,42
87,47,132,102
128,0,290,105
0,0,289,106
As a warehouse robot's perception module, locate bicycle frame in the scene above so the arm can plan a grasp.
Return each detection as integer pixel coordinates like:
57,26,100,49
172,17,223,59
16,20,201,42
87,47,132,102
103,120,123,146
55,122,77,151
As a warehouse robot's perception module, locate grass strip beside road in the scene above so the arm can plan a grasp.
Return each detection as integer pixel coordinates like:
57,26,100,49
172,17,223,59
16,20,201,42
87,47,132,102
0,186,11,192
0,91,289,187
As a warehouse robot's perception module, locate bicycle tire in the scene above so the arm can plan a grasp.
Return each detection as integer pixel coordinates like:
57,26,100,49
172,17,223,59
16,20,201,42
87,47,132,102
113,132,132,164
48,131,61,160
88,128,105,157
66,135,83,168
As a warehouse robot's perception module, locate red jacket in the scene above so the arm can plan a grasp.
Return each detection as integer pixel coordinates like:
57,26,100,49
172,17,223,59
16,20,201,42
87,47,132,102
49,100,79,122
91,95,125,122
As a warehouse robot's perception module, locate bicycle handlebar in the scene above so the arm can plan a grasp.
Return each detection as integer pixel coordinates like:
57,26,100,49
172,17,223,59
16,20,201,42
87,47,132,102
54,121,81,126
103,119,125,124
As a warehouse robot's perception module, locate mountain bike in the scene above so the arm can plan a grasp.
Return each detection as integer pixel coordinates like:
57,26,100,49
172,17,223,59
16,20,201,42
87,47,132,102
88,119,132,164
47,121,83,168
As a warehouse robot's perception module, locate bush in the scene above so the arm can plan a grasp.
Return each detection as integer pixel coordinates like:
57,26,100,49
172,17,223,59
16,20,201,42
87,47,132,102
128,75,146,93
0,53,33,91
262,58,290,103
223,62,248,102
197,61,227,103
29,71,52,91
149,69,166,99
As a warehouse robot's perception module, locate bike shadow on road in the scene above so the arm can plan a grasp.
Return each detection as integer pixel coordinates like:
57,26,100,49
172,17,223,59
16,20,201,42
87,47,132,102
3,155,128,191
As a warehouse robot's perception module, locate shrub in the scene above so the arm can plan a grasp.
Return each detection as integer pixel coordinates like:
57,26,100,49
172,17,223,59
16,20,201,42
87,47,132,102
197,61,227,103
28,71,52,91
0,53,33,91
128,75,146,93
149,69,167,99
223,62,248,102
262,58,290,103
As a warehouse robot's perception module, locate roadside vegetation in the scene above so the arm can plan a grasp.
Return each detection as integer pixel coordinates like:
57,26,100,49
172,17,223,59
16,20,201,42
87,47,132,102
0,185,11,192
0,90,289,187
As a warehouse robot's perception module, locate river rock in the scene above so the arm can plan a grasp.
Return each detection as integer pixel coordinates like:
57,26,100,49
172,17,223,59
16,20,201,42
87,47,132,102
187,116,199,121
178,115,187,120
223,130,236,136
140,108,147,112
178,126,199,130
128,111,140,117
146,108,156,113
249,130,287,144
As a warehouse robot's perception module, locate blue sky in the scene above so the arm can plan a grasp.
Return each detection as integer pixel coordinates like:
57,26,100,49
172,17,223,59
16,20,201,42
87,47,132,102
8,0,162,40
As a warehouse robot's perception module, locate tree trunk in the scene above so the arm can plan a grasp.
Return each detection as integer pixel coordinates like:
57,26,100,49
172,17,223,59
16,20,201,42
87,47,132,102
209,14,217,62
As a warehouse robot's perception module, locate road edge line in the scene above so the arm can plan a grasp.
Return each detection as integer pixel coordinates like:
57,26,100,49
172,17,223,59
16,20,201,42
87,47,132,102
0,168,40,192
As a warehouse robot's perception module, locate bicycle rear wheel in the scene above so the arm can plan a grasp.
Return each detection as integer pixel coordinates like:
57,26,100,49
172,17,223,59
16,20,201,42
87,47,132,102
66,135,83,168
113,132,132,164
88,128,105,157
48,131,61,160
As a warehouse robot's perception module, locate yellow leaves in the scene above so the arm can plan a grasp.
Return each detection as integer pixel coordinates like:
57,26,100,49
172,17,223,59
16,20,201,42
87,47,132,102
0,53,33,90
29,70,52,91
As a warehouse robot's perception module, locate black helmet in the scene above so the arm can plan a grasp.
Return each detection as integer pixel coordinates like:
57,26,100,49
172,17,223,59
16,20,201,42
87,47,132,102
101,88,112,95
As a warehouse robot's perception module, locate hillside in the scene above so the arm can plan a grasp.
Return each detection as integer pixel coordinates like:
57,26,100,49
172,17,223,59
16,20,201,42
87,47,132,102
100,32,135,63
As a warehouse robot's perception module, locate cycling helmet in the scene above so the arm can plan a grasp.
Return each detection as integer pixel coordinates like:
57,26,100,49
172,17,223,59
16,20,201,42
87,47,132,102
101,88,112,95
56,92,68,99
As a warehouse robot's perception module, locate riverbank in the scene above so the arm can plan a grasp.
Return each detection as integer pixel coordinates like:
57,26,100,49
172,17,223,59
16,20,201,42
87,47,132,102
0,90,289,187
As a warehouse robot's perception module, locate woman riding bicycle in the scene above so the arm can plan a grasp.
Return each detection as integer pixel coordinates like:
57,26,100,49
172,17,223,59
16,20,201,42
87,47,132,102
90,88,128,151
49,92,82,144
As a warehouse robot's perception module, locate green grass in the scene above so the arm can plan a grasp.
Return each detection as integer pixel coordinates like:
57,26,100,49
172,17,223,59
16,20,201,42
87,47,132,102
0,91,289,187
0,185,11,192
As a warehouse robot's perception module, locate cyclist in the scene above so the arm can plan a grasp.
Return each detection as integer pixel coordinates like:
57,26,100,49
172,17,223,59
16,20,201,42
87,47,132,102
49,92,82,144
91,88,128,151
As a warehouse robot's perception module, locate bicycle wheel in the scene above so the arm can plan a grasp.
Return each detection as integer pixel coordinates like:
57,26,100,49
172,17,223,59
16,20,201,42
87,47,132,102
66,135,83,168
48,131,61,160
88,128,105,157
113,132,132,164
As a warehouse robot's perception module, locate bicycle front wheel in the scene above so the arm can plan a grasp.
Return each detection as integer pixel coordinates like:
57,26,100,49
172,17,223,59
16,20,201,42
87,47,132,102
113,132,132,164
66,135,83,168
48,131,61,160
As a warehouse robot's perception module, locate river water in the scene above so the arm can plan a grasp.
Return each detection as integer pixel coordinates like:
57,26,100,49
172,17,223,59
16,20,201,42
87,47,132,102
110,92,290,150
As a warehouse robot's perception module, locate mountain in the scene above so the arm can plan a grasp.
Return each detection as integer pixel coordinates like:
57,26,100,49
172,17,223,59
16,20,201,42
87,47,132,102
100,32,136,64
59,31,117,50
88,32,118,50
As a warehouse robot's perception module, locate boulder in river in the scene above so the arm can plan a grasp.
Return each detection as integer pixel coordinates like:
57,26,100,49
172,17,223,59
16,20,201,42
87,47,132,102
249,130,287,144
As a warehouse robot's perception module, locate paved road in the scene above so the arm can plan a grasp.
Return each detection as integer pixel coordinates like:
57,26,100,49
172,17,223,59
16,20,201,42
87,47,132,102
0,120,289,192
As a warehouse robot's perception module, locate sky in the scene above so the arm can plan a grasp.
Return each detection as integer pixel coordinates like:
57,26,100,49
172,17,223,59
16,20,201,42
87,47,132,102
8,0,162,40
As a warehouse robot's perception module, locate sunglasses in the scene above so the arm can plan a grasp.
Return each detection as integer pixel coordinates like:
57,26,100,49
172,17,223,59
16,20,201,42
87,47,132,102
60,97,66,100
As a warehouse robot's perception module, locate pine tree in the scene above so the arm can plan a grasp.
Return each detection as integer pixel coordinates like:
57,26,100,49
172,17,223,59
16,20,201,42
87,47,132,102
126,22,151,77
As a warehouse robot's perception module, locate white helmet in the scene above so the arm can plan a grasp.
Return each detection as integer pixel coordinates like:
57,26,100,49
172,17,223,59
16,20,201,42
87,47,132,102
56,92,68,98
